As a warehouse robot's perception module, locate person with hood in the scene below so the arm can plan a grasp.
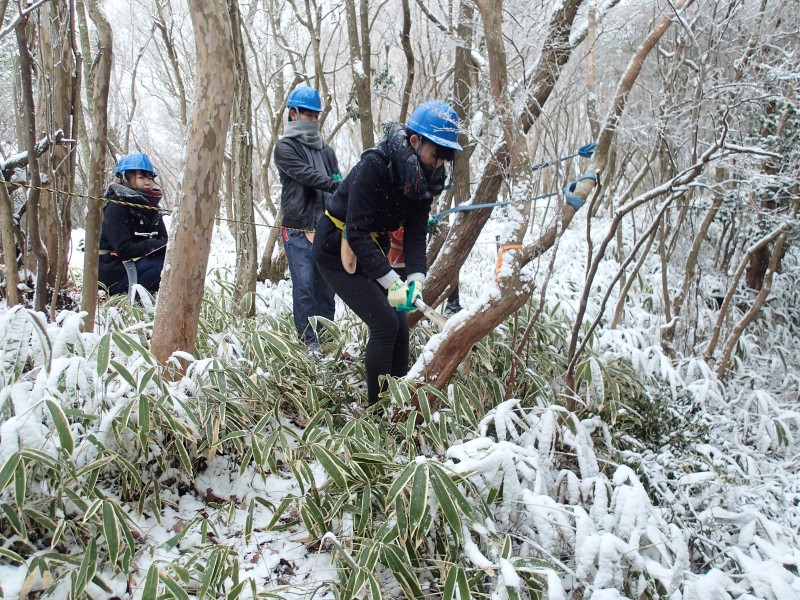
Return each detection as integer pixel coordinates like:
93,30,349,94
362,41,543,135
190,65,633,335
98,153,168,295
274,85,343,347
313,100,462,406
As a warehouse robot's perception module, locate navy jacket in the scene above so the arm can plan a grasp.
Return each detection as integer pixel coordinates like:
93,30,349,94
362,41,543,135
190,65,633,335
98,183,167,288
314,126,432,281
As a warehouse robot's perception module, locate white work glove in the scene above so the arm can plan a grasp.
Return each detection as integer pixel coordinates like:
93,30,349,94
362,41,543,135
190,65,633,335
387,280,410,309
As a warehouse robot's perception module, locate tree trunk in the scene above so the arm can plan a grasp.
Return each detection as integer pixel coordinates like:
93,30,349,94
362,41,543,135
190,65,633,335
257,210,285,284
398,0,414,123
154,0,188,128
229,0,257,317
586,0,600,139
0,182,20,306
413,0,585,386
704,223,789,362
80,0,113,333
344,0,374,149
661,191,723,355
16,17,48,313
150,0,235,368
427,0,478,292
561,0,697,401
414,0,583,322
449,0,477,211
715,201,799,378
36,0,76,293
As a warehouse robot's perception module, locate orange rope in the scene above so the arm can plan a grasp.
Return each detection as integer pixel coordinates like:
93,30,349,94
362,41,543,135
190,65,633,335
494,244,523,280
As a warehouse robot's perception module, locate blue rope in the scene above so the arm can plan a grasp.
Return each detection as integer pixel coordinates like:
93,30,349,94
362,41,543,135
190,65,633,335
530,142,597,172
430,192,560,223
427,143,598,222
564,172,598,210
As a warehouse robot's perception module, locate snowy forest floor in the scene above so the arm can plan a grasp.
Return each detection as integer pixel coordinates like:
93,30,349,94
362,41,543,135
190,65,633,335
0,210,799,599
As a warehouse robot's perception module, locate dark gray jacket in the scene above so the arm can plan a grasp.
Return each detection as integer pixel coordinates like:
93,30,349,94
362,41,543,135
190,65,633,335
274,137,340,231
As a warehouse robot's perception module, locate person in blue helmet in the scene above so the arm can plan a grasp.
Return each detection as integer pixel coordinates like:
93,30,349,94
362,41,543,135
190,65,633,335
274,85,343,348
313,100,462,406
98,152,168,295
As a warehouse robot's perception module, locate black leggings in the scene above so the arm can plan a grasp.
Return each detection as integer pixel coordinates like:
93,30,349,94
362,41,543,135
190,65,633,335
317,264,409,405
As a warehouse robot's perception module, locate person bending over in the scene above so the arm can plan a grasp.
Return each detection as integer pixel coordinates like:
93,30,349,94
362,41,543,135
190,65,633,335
314,101,462,405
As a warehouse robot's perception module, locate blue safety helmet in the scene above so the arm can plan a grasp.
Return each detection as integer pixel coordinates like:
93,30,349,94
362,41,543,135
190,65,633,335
287,86,323,112
115,153,158,178
406,101,462,151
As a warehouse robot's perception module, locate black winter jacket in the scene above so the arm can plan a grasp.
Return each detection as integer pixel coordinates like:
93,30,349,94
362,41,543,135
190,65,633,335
313,125,434,281
98,183,168,288
274,137,340,231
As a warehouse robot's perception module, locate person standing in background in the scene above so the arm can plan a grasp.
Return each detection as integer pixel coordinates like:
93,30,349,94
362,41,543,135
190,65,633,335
274,85,343,348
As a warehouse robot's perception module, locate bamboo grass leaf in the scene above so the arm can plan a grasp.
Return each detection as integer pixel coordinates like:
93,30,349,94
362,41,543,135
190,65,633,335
299,499,327,538
103,501,120,566
417,388,433,426
110,359,137,390
385,463,416,509
1,503,25,536
110,332,134,356
429,467,462,544
45,399,74,456
161,571,190,600
382,543,425,599
501,535,513,559
264,496,295,531
142,563,160,598
311,444,350,489
23,508,56,532
245,498,255,544
409,463,429,539
356,484,372,537
198,551,217,600
0,547,24,564
138,365,158,393
165,517,200,549
366,573,382,600
73,538,97,598
96,333,111,375
0,453,21,491
110,502,137,572
13,460,24,510
443,565,473,600
257,330,294,356
26,309,52,373
226,579,247,600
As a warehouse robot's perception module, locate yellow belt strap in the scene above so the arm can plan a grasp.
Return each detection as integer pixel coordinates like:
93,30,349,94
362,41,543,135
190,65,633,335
326,210,380,244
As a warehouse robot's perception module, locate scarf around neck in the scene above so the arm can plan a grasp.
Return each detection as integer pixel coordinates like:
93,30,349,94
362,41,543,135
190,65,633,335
381,123,446,201
105,183,163,208
282,120,324,150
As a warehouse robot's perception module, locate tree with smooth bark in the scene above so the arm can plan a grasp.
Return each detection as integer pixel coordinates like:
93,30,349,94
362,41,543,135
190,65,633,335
150,0,235,368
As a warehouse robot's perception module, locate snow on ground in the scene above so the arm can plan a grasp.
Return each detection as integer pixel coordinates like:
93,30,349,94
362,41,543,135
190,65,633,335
8,204,800,599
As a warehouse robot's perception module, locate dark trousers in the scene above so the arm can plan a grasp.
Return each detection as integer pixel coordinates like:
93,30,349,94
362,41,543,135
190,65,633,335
284,229,335,345
317,264,409,405
104,255,164,295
